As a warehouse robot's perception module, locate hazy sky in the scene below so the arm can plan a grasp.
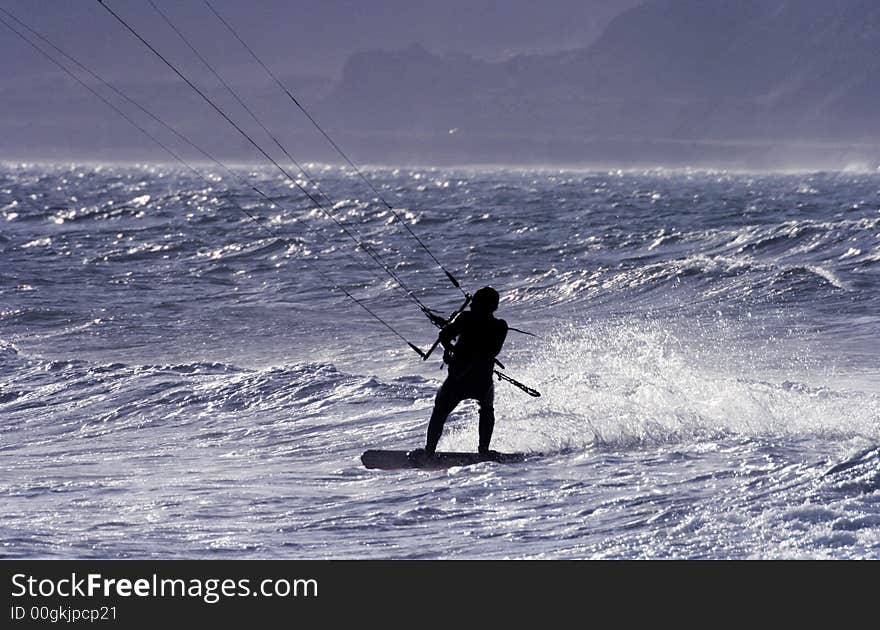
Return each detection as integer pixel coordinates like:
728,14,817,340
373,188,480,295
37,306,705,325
0,0,641,84
6,0,872,167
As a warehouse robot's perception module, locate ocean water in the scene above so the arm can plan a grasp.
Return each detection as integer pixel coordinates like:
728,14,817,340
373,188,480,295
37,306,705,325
1,162,879,559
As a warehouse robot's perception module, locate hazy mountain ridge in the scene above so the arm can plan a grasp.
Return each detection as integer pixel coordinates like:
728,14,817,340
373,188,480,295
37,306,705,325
321,0,880,153
3,0,879,166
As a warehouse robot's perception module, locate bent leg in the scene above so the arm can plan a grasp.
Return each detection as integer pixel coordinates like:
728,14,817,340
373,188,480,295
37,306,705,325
425,380,461,454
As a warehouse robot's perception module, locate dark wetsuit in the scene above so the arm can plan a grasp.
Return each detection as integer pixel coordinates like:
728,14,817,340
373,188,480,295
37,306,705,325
425,310,508,454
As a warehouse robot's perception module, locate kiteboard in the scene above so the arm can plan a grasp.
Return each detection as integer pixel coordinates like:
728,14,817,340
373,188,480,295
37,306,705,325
361,449,528,470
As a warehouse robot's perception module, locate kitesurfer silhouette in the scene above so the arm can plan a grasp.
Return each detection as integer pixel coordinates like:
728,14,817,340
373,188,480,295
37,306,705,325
413,286,508,459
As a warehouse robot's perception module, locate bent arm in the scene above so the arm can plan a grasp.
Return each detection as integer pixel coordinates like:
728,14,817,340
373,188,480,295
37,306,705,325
438,316,463,351
489,320,508,358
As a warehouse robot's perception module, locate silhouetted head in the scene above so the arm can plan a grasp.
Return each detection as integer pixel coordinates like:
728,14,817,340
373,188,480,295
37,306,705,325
471,286,500,314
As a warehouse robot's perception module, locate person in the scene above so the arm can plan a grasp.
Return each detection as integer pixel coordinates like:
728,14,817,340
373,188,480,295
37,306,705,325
418,286,508,458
